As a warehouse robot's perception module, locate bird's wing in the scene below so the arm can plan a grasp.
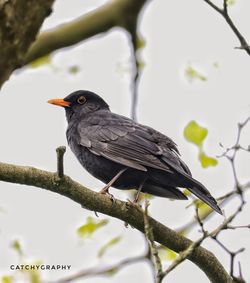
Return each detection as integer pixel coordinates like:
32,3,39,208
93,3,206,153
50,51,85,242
77,112,181,173
77,112,222,213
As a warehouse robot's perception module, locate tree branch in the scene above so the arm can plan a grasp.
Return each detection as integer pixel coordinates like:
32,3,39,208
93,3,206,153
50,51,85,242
0,0,55,87
24,0,149,65
143,201,164,283
126,17,141,122
56,146,66,178
163,233,207,279
1,0,148,119
177,180,250,235
203,0,250,55
0,160,232,283
178,114,250,235
54,254,147,283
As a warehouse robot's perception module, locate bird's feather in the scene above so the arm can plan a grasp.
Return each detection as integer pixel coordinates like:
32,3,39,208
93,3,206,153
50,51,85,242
78,112,222,214
161,155,222,214
142,184,188,200
78,111,178,173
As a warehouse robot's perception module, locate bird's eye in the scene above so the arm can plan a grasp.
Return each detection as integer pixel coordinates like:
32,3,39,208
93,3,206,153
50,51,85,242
77,96,86,104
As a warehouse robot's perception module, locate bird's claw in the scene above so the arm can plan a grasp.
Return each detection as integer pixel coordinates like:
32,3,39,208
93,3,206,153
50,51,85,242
126,198,142,208
99,188,116,203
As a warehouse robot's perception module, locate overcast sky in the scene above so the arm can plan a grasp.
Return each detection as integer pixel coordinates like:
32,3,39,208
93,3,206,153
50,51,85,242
0,0,250,282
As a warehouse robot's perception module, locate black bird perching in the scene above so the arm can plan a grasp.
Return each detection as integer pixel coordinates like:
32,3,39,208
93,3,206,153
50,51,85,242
48,90,222,214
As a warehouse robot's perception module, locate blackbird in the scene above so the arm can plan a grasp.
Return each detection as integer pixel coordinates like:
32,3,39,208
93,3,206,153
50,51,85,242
48,90,222,214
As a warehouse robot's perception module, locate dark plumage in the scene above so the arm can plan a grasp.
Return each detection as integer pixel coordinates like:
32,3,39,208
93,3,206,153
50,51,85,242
48,90,222,214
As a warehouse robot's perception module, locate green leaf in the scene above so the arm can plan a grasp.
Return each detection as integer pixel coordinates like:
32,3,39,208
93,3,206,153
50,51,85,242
21,260,43,283
1,276,13,283
138,59,145,70
105,267,118,276
0,206,5,213
127,190,154,204
213,62,219,69
136,37,146,50
158,245,177,261
11,240,23,256
98,236,122,258
226,0,236,5
68,65,80,75
28,270,41,283
199,151,218,168
185,66,207,82
77,217,109,239
184,121,208,147
183,189,192,197
140,192,154,200
29,55,52,68
21,265,41,283
194,200,213,218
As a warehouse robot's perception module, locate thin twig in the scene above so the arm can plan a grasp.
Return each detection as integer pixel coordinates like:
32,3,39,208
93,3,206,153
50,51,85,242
53,254,147,283
162,233,207,278
195,207,206,235
213,238,245,279
223,0,228,14
143,201,164,283
177,180,250,235
203,0,250,55
203,0,223,14
227,224,250,230
127,16,141,122
181,114,250,282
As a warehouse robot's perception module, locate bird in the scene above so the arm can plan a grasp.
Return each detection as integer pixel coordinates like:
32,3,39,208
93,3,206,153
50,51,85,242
48,90,222,214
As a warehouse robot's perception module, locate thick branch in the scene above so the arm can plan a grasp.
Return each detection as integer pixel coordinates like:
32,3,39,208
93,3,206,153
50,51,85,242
0,161,232,283
0,0,55,87
24,0,148,64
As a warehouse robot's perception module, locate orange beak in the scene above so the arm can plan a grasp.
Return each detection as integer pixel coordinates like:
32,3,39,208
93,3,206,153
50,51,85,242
47,98,71,107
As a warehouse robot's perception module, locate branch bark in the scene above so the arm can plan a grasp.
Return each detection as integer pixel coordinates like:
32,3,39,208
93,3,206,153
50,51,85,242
0,0,55,87
0,161,232,283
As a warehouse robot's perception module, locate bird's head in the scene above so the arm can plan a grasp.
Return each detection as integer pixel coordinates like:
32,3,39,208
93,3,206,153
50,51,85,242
48,90,109,121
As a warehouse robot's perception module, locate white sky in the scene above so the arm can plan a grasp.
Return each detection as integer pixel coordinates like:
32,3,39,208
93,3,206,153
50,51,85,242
0,0,250,282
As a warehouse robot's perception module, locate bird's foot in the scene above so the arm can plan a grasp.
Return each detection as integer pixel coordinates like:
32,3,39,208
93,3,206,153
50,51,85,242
99,186,116,203
126,198,142,208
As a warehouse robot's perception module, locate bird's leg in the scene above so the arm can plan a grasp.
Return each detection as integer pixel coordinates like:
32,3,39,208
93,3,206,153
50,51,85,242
132,177,147,204
133,183,144,204
99,168,127,198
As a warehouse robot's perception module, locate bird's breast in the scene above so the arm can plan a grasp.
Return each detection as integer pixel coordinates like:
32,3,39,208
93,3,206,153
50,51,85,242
66,128,119,181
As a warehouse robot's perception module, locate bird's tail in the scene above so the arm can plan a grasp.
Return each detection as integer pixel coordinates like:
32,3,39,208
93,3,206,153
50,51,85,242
185,180,222,215
162,155,222,215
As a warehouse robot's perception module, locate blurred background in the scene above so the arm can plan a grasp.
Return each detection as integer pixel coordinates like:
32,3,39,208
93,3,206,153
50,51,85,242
0,0,249,282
